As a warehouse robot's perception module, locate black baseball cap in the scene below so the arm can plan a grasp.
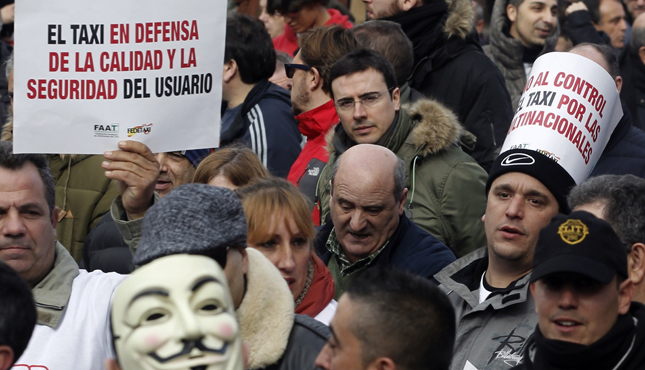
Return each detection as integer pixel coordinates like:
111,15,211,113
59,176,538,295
531,211,628,284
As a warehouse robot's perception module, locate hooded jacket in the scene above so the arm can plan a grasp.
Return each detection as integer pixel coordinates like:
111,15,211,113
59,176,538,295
483,0,558,111
386,0,514,171
221,79,302,178
434,248,537,370
272,9,353,57
317,99,488,258
287,99,338,225
513,303,645,370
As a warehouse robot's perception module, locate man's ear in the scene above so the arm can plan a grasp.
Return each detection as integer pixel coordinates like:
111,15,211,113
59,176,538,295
618,278,634,315
51,206,60,229
400,0,420,12
614,76,623,93
629,243,645,285
398,188,408,215
392,87,401,111
223,60,238,83
310,67,322,92
639,46,645,65
367,356,397,370
0,345,14,370
506,4,517,22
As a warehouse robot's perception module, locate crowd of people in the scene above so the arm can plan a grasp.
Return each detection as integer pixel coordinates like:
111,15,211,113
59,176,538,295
2,0,645,368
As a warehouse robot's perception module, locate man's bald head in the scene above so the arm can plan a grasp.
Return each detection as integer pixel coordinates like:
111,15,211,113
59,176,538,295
332,144,406,200
630,13,645,65
569,43,622,92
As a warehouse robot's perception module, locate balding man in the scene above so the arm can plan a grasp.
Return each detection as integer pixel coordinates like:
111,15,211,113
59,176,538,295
314,144,456,298
569,43,645,178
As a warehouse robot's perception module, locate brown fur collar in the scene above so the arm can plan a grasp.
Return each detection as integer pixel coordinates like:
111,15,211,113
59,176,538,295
326,98,474,156
444,0,475,40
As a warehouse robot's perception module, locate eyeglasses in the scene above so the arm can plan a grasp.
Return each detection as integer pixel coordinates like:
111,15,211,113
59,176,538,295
334,88,394,112
284,63,311,78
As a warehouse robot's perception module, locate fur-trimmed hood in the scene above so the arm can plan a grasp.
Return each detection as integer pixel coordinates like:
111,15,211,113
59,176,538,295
238,248,295,370
327,98,475,156
444,0,475,40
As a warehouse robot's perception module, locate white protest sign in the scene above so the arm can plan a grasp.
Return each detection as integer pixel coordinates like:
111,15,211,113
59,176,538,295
13,0,226,154
500,52,623,184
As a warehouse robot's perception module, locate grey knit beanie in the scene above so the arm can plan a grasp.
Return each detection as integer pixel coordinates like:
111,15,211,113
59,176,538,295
133,184,248,266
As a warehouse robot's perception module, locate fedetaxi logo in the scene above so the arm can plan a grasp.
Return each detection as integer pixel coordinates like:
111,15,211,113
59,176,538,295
501,153,535,166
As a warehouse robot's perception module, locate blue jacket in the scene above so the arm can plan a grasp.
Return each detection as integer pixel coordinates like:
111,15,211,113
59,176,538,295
314,214,456,284
591,104,645,179
220,79,301,178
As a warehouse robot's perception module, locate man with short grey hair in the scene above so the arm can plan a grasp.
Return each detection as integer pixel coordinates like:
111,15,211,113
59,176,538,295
568,174,645,304
314,144,456,298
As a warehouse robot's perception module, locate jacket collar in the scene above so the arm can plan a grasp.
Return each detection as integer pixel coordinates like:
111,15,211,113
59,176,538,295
295,99,338,139
32,242,80,328
238,248,295,370
326,98,470,157
435,248,532,310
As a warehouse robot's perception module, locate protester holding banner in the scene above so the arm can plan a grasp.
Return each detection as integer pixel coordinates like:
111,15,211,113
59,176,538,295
435,48,624,370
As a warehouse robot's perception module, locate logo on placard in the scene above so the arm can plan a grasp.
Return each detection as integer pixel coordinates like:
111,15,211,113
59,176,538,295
535,149,561,163
94,124,119,138
557,219,589,245
501,153,535,166
127,123,153,137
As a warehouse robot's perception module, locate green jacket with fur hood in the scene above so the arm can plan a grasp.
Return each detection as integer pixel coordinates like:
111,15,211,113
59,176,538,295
317,99,488,257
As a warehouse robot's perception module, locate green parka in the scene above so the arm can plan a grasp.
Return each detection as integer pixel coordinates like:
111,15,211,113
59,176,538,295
49,155,119,262
317,98,488,257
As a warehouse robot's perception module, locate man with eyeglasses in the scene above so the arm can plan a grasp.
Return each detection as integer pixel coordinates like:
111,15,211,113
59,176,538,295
316,49,489,259
285,26,359,225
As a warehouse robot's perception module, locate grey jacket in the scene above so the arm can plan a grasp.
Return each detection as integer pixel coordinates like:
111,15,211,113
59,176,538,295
483,0,558,111
435,248,537,370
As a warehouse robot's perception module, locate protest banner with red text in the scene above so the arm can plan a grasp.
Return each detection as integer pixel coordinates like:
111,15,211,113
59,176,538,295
13,0,225,154
500,52,623,184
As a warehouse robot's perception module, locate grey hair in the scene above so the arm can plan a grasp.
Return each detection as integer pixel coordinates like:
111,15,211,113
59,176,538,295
568,174,645,247
331,152,406,200
0,141,56,214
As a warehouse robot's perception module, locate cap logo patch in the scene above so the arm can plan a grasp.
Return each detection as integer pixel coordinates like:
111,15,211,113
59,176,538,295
557,219,589,245
501,153,535,166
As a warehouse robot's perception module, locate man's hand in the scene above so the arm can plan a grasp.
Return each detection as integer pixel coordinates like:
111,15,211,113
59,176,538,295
103,141,159,220
566,1,588,16
0,4,14,25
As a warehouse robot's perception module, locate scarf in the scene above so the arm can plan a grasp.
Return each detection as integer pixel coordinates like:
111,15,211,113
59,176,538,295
295,253,335,318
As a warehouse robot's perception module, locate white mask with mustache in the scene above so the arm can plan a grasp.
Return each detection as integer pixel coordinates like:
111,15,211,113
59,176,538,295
111,254,243,370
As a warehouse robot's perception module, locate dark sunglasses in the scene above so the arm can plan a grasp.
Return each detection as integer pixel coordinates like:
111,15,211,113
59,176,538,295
284,63,311,78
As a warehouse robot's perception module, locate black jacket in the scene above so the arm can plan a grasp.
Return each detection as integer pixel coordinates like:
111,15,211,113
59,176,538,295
591,102,645,179
619,51,645,131
513,303,645,370
386,0,514,171
267,315,330,370
220,79,302,178
314,214,456,284
82,212,134,274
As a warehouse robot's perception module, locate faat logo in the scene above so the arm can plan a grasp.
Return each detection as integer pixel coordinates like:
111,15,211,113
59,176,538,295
94,124,119,138
127,123,153,137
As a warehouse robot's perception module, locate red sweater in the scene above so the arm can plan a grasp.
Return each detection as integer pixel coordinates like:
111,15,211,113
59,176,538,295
273,9,353,56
